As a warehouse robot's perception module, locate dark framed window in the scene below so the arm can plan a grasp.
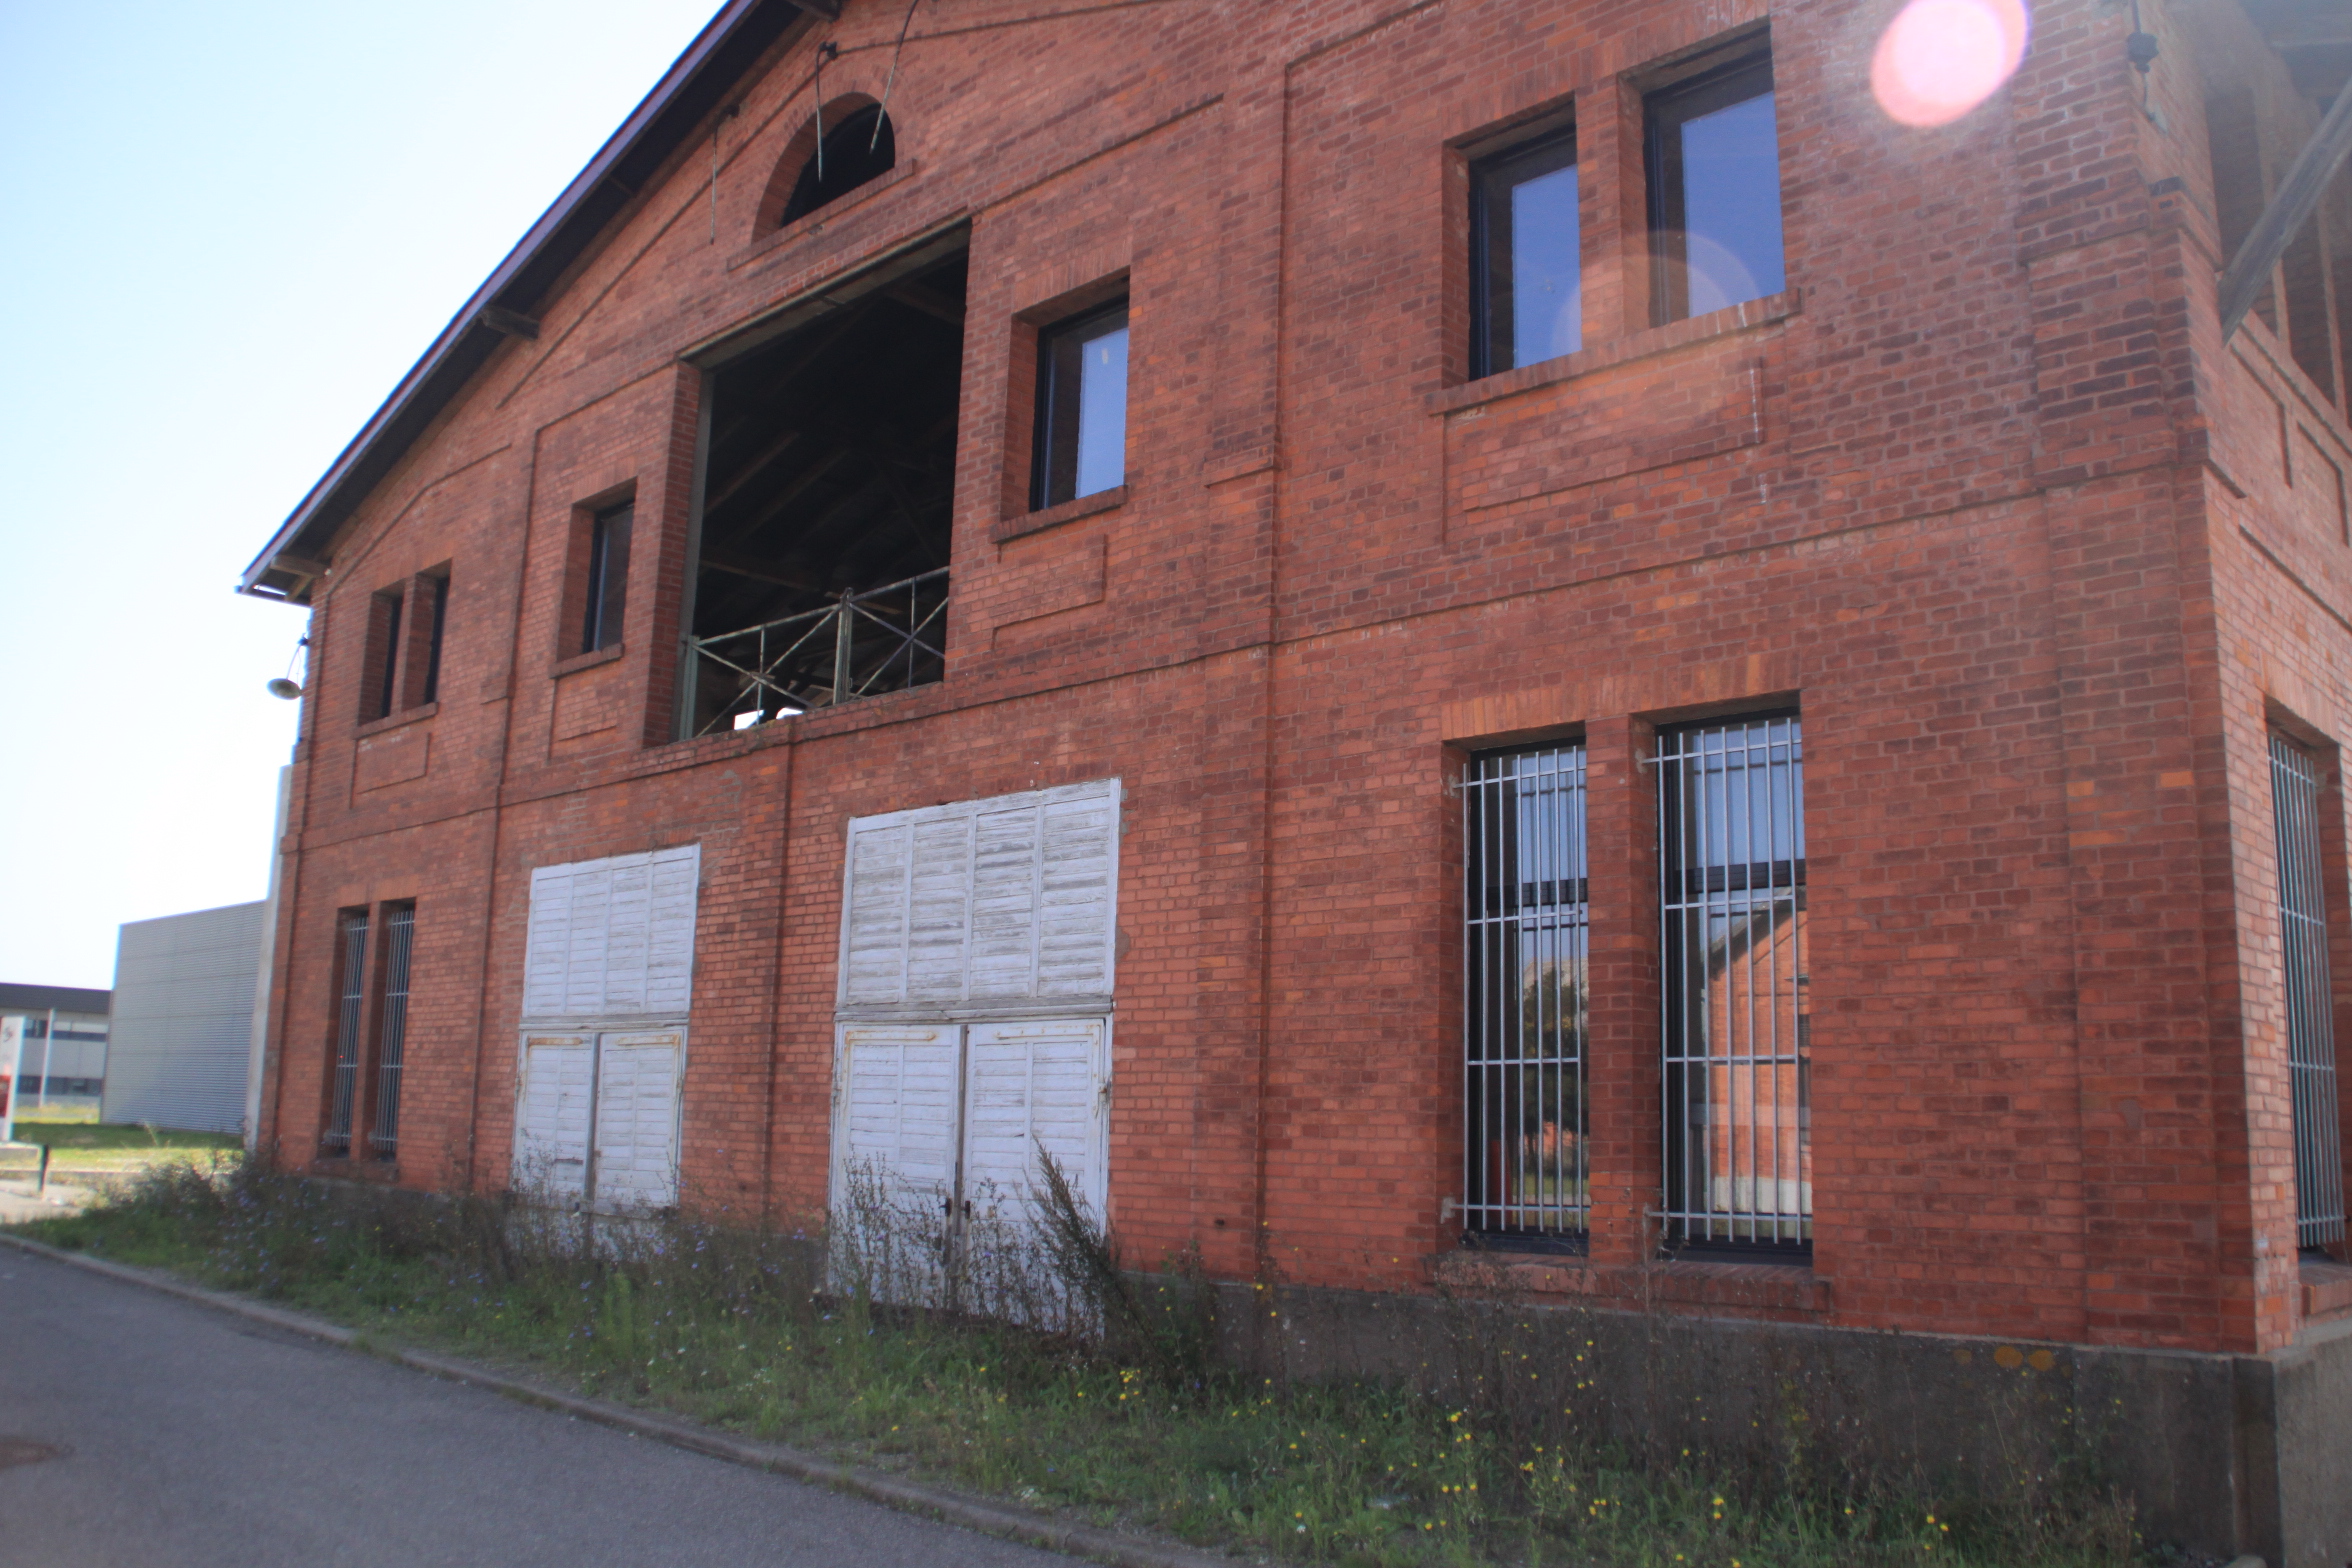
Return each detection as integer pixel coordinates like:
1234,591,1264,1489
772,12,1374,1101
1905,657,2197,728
420,573,449,705
324,910,368,1155
1462,742,1589,1251
781,105,895,226
1659,712,1809,1254
368,589,404,721
582,502,633,654
2271,733,2348,1250
1470,126,1582,379
368,905,415,1161
1646,50,1786,325
1031,301,1130,510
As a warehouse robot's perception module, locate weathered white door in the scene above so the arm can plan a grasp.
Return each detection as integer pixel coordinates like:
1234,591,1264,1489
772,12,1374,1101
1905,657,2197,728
829,1021,962,1300
829,780,1119,1314
514,1033,594,1200
830,1021,962,1211
523,845,701,1018
839,781,1120,1013
592,1029,684,1212
960,1017,1109,1232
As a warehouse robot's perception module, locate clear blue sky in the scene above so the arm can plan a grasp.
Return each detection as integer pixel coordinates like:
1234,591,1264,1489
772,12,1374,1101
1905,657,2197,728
0,1,720,989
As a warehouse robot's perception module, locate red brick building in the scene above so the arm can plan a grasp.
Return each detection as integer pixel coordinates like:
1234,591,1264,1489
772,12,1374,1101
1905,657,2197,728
240,1,2352,1556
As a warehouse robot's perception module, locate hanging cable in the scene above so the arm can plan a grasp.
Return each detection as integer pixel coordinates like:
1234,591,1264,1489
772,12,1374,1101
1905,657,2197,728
812,39,840,179
872,0,925,152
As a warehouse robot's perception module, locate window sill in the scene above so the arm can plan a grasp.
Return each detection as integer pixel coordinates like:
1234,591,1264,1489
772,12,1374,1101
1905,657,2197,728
1426,288,1800,418
727,160,922,273
2304,1254,2352,1325
355,702,437,740
995,483,1127,544
553,644,625,679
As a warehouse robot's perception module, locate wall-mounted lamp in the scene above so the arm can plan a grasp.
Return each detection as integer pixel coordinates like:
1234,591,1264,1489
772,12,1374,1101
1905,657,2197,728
268,635,310,700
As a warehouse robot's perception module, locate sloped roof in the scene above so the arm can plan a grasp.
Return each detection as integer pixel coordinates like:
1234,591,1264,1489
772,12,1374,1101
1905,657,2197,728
238,0,831,603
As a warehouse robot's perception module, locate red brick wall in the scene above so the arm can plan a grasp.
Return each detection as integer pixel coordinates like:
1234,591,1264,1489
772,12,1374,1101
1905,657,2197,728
251,0,2352,1356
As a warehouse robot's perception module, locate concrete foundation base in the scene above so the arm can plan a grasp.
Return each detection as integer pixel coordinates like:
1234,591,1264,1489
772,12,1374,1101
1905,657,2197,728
1206,1277,2352,1568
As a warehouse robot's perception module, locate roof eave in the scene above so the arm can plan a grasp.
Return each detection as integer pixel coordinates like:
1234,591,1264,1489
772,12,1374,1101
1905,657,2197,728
238,0,830,603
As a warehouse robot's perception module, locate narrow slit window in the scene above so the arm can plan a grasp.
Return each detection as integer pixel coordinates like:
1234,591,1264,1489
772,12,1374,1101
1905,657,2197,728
1032,301,1130,510
369,589,404,722
1647,50,1786,324
1659,713,1810,1253
420,575,449,705
2282,217,2341,406
582,502,632,654
1462,743,1588,1250
325,911,368,1155
1471,126,1582,378
369,905,415,1160
2271,733,2347,1249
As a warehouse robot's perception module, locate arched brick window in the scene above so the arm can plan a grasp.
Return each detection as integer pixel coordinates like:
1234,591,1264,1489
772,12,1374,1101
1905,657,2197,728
758,96,896,231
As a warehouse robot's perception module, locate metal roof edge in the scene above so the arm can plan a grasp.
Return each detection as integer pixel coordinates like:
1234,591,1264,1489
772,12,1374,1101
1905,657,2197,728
239,0,826,601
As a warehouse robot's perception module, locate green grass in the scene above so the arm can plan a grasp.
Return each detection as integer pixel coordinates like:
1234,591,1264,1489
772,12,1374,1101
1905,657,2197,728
11,1101,99,1125
11,1163,2147,1568
1,1121,241,1172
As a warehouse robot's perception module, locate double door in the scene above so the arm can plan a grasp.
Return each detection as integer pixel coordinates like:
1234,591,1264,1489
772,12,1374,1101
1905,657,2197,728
829,1015,1109,1293
514,1029,684,1212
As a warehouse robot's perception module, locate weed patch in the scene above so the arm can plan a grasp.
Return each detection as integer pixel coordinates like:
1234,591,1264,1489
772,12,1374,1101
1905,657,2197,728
12,1158,2146,1568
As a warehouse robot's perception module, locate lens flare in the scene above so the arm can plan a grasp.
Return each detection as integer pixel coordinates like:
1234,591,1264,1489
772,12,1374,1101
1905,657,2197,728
1870,0,2030,128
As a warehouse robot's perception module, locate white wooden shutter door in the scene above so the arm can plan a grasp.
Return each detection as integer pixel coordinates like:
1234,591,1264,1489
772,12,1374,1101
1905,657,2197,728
646,846,700,1014
602,857,653,1013
524,846,700,1021
831,1022,961,1203
514,1034,594,1199
842,824,912,1005
593,1029,683,1211
906,816,974,1004
563,864,614,1014
1038,790,1118,999
522,871,573,1017
961,1018,1108,1229
969,802,1042,1000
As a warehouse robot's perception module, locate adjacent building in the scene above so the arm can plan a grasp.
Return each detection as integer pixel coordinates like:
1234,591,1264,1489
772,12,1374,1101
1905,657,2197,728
104,903,267,1135
0,983,111,1107
235,1,2352,1558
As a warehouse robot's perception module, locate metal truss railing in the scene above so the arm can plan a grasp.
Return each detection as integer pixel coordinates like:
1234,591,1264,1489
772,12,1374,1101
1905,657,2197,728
688,569,947,738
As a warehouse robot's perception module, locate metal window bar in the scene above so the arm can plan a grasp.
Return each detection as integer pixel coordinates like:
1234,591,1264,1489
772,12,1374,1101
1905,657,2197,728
2270,733,2348,1249
368,906,415,1160
1659,714,1810,1251
324,912,368,1153
690,568,948,737
1462,744,1589,1247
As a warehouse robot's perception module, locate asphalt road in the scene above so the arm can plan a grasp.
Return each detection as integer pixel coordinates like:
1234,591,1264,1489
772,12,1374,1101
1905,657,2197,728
0,1247,1078,1567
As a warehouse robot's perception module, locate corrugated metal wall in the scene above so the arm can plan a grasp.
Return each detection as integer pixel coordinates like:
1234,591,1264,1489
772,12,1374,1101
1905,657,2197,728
104,902,266,1133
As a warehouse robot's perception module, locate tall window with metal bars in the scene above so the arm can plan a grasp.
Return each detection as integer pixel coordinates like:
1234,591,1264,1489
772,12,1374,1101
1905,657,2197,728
2269,732,2347,1251
370,905,415,1159
324,911,368,1154
321,904,415,1161
1658,713,1810,1253
1461,743,1589,1250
